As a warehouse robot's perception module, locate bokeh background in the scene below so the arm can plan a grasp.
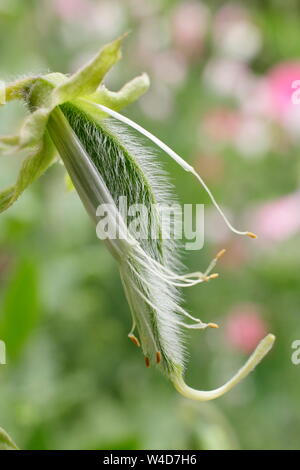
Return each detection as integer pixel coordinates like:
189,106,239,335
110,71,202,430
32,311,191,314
0,0,300,450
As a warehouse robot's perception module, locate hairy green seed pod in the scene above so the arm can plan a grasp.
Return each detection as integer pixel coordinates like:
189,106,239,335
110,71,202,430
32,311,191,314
0,36,275,401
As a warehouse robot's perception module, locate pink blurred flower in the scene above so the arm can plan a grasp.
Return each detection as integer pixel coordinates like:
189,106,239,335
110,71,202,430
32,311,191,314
91,1,125,37
139,84,174,121
234,116,271,157
252,191,300,242
213,4,261,61
240,77,272,116
201,108,240,142
201,108,271,157
135,19,168,67
203,58,253,100
152,51,187,87
245,62,300,139
226,303,268,353
256,62,300,141
171,1,209,60
53,0,91,20
214,3,249,31
265,62,300,119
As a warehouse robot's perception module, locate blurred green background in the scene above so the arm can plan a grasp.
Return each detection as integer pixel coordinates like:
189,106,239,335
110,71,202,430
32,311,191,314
1,0,300,450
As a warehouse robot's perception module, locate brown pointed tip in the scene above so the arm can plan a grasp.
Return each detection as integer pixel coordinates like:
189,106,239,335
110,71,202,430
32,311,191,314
208,322,219,329
128,334,140,348
119,31,131,41
247,231,257,239
156,351,162,364
216,248,226,260
145,357,150,368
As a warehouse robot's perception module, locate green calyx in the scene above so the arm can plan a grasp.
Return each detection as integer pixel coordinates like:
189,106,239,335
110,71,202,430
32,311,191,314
0,35,150,213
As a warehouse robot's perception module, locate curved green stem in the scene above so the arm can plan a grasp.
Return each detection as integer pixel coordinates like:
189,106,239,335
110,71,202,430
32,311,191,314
172,334,275,401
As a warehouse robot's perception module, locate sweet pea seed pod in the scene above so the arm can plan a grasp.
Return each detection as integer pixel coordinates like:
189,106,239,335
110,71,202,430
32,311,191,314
0,36,275,400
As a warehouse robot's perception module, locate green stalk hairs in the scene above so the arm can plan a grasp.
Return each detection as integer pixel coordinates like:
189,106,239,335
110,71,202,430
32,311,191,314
0,36,275,400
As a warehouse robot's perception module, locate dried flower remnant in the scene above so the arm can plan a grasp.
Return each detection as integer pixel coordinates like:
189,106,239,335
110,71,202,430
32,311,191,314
0,36,275,401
